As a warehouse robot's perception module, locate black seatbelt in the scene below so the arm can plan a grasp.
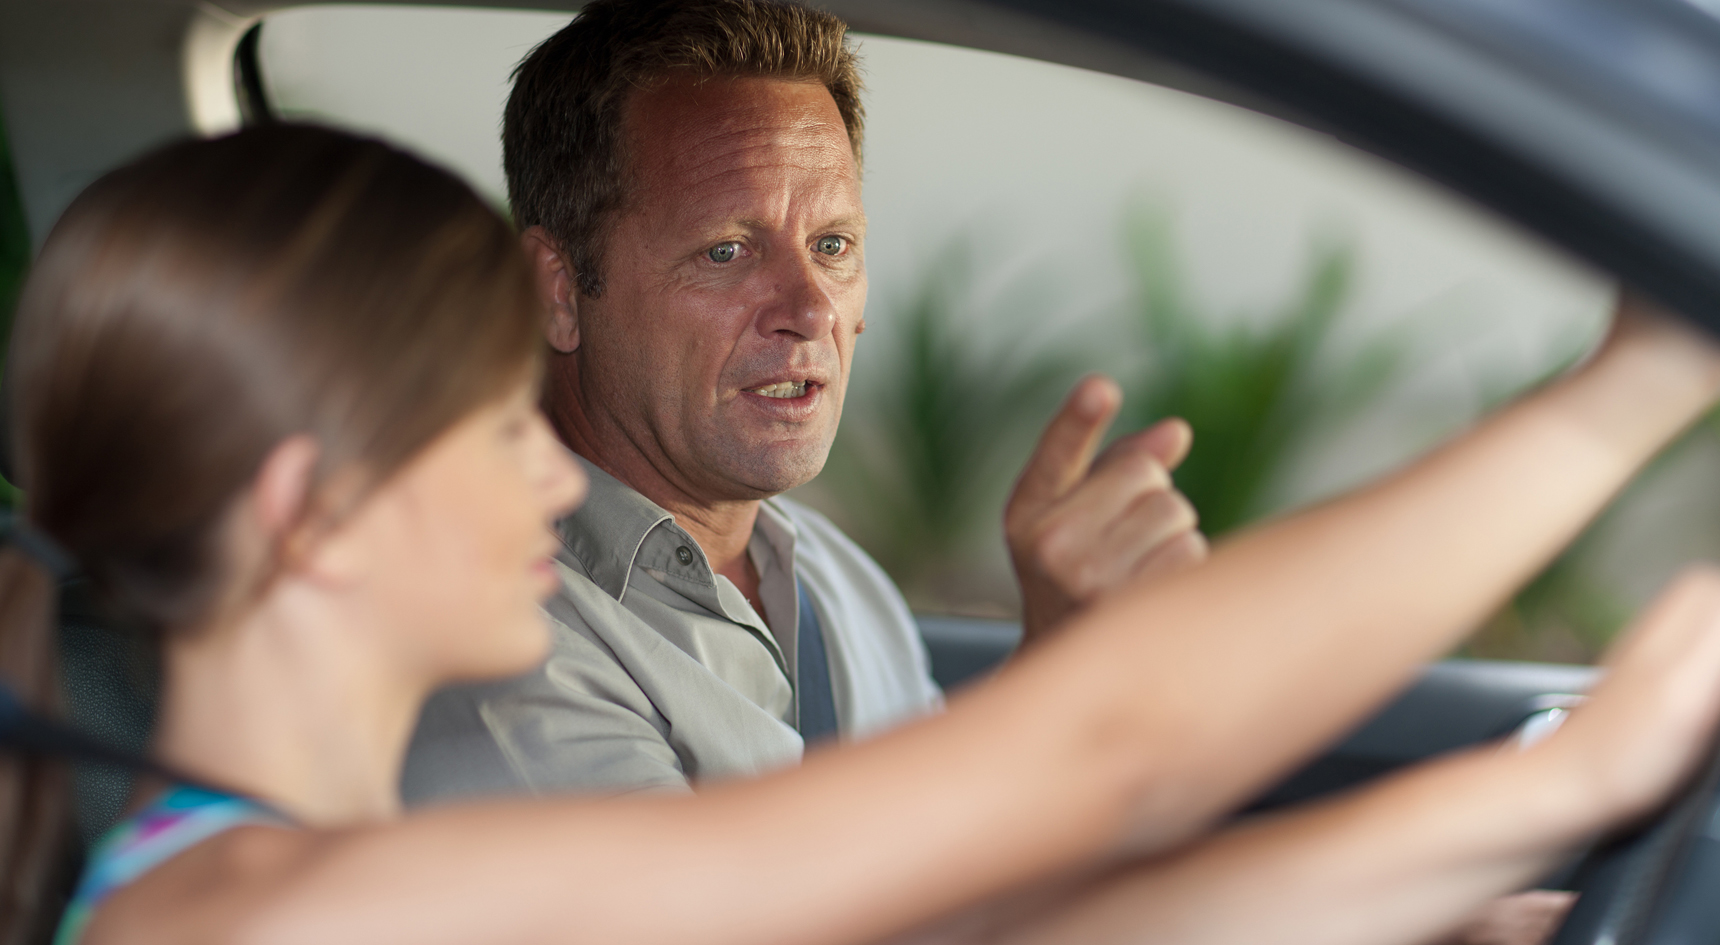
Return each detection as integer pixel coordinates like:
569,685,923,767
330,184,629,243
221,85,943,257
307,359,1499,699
0,519,228,793
0,684,217,792
795,578,839,745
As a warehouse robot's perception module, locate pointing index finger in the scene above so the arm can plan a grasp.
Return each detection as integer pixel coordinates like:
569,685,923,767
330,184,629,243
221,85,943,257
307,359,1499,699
1011,375,1123,513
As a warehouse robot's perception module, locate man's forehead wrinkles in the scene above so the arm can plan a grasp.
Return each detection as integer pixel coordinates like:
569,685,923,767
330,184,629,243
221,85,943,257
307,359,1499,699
667,149,855,198
672,101,833,141
628,81,849,163
647,144,860,229
661,186,862,240
623,76,863,247
655,120,854,179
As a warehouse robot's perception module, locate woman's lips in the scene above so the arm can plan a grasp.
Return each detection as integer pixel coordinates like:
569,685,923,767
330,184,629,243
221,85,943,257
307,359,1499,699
530,557,558,595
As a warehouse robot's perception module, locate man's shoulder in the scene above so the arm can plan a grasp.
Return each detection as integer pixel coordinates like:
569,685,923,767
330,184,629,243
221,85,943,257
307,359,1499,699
541,551,680,665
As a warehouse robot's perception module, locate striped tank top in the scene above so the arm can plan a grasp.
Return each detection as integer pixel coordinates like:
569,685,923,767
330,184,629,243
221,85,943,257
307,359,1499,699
54,785,285,945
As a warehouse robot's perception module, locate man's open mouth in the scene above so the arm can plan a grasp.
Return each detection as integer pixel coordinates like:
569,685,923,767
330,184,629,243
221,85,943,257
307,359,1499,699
747,380,810,399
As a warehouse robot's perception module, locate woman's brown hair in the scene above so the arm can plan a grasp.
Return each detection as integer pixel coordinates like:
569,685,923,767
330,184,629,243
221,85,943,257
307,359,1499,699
0,124,542,944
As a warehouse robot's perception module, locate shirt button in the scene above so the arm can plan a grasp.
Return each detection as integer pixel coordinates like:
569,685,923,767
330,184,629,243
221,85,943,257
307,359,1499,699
676,546,694,565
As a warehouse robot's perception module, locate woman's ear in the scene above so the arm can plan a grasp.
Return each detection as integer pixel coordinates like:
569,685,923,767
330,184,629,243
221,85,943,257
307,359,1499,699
254,435,321,569
522,226,581,354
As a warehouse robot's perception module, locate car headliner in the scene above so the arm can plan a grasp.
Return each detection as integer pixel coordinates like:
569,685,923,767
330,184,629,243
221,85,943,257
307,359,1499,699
2,0,1719,335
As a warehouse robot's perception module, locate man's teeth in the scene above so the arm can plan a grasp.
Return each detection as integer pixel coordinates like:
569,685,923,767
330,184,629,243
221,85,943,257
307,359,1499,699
749,381,808,399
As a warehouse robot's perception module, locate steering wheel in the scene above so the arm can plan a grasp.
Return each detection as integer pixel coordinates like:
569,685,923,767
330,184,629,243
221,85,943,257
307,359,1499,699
1549,728,1720,945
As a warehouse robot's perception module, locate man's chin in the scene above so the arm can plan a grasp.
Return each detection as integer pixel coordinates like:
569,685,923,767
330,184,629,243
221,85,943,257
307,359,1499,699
707,446,831,499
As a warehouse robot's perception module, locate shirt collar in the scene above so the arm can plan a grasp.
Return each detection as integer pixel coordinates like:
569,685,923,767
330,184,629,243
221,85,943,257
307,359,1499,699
752,498,799,568
556,452,805,607
556,454,677,602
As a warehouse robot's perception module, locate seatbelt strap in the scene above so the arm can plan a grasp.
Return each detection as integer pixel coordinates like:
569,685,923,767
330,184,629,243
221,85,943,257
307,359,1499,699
0,684,222,792
796,578,839,745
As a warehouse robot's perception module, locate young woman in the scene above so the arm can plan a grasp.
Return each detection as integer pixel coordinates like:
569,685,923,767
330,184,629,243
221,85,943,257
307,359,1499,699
5,124,1720,945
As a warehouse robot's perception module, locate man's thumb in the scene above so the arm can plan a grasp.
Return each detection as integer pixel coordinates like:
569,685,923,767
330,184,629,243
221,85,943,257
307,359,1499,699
1140,417,1193,472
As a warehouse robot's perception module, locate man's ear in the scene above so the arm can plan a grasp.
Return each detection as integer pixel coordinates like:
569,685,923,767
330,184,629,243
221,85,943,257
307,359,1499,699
522,226,581,354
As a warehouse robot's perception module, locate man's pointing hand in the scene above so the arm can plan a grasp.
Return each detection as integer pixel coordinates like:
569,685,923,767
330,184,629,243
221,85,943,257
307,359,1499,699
1005,375,1208,645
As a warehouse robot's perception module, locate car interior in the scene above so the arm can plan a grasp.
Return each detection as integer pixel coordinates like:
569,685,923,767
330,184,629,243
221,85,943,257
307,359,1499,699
6,1,1720,942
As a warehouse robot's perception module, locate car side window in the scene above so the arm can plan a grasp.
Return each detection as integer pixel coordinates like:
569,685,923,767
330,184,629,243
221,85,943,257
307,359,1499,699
254,4,1711,666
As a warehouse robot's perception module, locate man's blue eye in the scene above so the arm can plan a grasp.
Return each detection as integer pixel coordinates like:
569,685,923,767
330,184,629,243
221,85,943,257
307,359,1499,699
708,242,740,263
815,236,845,256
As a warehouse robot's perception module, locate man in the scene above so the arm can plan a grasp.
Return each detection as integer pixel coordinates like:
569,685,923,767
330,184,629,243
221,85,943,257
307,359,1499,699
402,0,1204,801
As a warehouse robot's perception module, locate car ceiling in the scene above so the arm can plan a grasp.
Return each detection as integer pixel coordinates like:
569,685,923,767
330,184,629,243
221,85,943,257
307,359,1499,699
4,0,1720,334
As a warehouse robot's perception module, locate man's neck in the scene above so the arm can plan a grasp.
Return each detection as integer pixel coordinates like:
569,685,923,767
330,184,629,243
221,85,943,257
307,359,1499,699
547,361,764,603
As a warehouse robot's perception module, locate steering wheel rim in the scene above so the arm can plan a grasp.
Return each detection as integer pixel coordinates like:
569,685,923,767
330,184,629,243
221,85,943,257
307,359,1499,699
1549,730,1720,945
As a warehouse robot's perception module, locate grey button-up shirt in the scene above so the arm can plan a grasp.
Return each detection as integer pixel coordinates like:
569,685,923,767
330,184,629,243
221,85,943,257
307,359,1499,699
401,457,943,801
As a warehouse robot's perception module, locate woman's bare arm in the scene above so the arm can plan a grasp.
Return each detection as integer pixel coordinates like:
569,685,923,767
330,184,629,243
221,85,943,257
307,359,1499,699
959,567,1720,945
88,300,1720,945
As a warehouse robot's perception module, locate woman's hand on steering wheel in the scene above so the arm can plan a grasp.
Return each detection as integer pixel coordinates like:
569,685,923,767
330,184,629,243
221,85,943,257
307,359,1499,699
1527,566,1720,837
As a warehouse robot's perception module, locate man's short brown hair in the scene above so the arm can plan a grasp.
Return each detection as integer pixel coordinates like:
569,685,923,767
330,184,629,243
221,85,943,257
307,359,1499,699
504,0,865,297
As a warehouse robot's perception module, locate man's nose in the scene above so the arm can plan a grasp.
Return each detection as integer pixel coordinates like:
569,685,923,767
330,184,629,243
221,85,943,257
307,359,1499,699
755,251,837,342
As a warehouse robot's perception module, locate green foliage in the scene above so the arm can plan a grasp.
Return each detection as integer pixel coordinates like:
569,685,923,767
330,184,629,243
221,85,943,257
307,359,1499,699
1119,211,1404,535
1467,531,1632,662
1465,398,1720,663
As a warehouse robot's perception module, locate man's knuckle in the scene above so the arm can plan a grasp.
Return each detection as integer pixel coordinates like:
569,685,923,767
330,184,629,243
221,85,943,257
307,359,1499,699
1146,490,1197,530
1138,490,1191,527
1035,525,1075,563
1117,449,1162,480
1068,561,1106,597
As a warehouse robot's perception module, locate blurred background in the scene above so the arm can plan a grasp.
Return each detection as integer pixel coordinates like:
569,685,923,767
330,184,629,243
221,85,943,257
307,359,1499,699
9,4,1719,663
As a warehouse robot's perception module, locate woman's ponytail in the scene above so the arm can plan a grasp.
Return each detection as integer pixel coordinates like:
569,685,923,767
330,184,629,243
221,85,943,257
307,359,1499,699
0,541,72,945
